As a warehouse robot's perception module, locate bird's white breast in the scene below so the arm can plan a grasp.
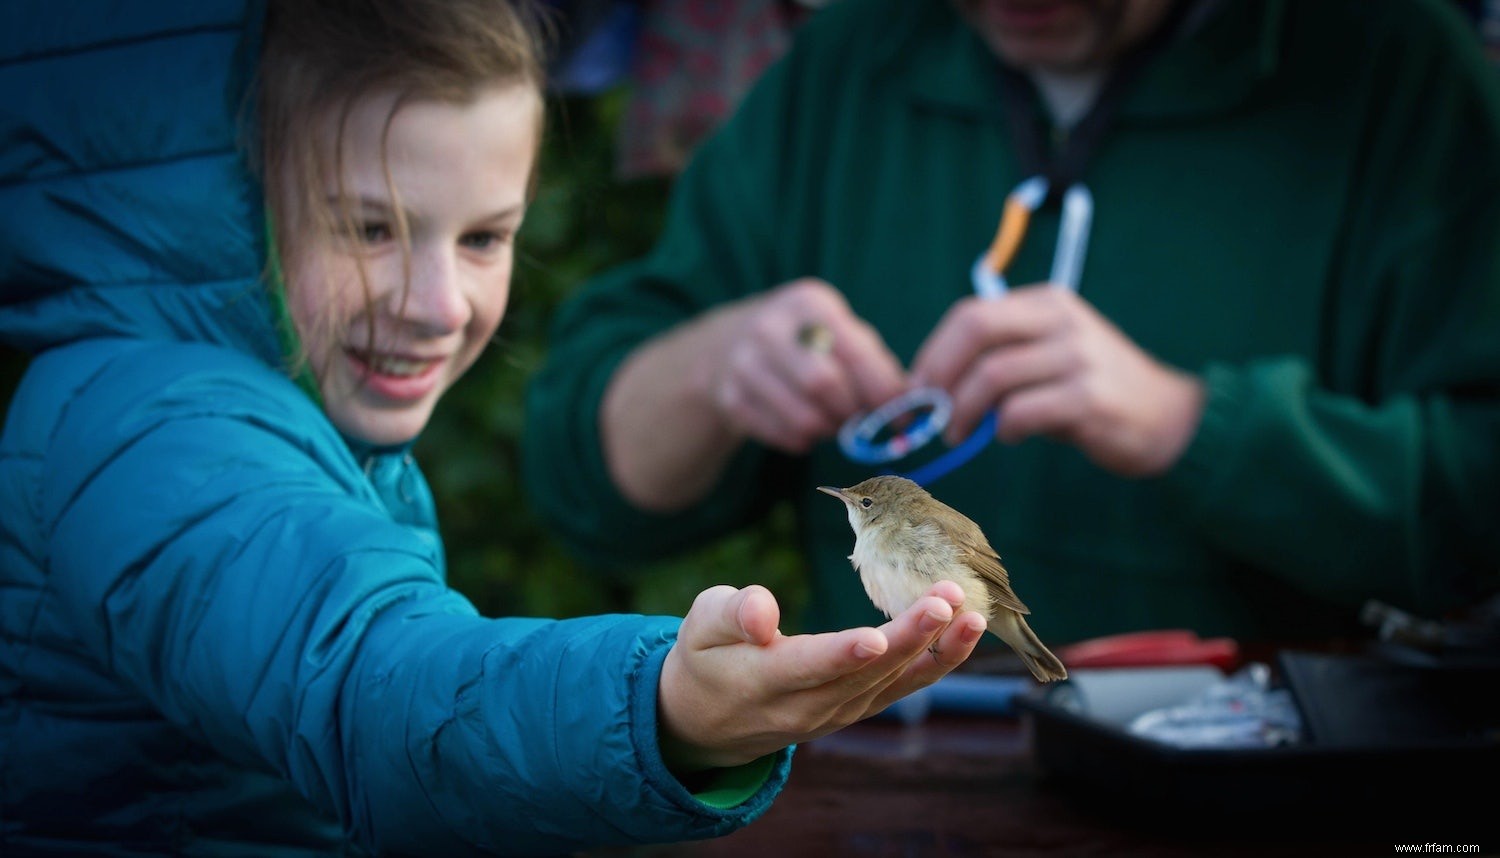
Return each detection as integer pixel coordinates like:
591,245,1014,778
848,516,958,620
843,506,997,621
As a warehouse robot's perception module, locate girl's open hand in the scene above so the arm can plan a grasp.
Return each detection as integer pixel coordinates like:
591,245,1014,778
656,581,985,772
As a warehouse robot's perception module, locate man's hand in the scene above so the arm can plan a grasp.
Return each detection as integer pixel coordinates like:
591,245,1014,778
911,286,1205,477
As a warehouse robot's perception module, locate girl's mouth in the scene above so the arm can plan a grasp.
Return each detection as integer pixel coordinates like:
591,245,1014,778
352,350,436,378
344,348,445,402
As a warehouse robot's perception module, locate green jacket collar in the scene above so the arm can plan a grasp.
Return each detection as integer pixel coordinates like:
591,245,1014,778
897,0,1286,123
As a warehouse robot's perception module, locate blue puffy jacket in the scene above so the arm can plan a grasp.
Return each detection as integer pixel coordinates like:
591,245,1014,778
0,3,788,854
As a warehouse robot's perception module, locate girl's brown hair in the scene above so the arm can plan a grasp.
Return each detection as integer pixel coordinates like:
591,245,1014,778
257,0,552,374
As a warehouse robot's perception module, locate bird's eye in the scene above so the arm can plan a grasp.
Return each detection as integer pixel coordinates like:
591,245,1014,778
860,497,873,509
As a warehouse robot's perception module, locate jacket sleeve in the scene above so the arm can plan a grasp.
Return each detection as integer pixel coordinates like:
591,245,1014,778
1161,7,1500,617
38,342,790,856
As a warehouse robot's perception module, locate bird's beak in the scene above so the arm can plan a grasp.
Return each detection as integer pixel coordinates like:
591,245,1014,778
816,485,848,503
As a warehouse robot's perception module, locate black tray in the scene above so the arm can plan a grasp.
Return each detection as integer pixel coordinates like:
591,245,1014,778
1016,653,1500,842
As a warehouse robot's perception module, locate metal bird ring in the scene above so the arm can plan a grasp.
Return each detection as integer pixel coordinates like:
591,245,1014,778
796,321,834,354
837,386,952,464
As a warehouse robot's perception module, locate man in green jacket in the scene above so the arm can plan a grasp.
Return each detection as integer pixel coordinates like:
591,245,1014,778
523,0,1500,647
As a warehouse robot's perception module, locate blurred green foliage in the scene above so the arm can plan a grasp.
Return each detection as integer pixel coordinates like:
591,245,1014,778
0,88,808,629
414,89,809,626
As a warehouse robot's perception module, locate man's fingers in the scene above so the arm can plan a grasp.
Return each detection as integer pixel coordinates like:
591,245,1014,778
911,290,1065,389
833,320,908,410
736,363,837,441
945,338,1077,441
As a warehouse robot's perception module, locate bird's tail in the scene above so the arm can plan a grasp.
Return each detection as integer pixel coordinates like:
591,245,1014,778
989,613,1068,683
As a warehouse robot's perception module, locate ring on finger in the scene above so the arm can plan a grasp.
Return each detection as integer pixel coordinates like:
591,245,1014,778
796,321,834,355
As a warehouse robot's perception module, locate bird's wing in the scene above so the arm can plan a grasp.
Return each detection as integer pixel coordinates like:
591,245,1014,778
944,512,1031,615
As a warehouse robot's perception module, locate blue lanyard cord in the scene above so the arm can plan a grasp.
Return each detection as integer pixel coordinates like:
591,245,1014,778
836,179,1092,486
896,410,999,486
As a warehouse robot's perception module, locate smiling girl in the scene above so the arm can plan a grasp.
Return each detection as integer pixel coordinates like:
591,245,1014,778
0,1,983,854
267,62,541,447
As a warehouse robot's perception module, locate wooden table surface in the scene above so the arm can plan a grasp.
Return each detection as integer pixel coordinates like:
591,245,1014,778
592,710,1494,858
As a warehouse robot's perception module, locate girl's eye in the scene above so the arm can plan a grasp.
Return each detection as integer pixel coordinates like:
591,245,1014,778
459,231,506,252
353,221,391,244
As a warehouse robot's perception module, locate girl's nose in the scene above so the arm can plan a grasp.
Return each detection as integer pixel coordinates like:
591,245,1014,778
397,246,469,335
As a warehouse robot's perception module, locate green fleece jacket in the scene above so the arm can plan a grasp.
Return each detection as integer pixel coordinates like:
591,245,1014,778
523,0,1500,645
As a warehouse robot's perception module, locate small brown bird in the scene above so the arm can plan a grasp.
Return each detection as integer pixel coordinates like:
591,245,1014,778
818,475,1067,683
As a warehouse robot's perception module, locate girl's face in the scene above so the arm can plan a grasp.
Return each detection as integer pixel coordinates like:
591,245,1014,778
284,84,539,447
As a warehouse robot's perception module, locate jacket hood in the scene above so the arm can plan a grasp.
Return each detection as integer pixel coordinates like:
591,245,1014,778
0,0,281,366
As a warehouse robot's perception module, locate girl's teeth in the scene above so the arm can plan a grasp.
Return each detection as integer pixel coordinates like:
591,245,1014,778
367,354,427,377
